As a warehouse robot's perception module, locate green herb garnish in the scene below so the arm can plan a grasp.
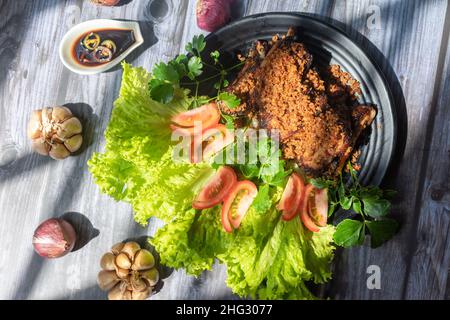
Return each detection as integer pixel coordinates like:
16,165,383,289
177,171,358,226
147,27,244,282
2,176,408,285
314,163,399,248
148,35,241,115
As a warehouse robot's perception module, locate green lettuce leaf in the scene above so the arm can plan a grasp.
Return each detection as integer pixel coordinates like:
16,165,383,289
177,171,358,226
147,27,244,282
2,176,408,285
151,184,335,299
151,206,234,276
88,63,214,224
218,188,335,299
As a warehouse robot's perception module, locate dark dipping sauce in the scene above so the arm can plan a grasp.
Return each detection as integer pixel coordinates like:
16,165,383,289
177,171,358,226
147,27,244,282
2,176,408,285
73,29,135,66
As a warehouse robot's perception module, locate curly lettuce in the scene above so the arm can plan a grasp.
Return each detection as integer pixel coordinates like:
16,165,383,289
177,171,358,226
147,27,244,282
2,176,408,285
151,185,335,299
88,63,214,224
89,64,335,299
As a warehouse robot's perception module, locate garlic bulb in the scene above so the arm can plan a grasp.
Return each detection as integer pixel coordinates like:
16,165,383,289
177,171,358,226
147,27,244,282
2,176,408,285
97,241,160,300
27,106,83,160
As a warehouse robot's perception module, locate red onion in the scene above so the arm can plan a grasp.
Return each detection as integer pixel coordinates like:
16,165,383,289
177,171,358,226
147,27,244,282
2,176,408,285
196,0,233,32
89,0,120,6
33,218,77,258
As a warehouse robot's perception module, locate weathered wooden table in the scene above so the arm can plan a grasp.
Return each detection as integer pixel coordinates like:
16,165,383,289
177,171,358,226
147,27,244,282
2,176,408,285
0,0,449,300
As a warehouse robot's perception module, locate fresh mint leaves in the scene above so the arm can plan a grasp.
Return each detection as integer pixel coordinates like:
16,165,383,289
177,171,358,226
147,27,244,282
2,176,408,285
365,219,399,248
331,163,399,248
333,219,365,247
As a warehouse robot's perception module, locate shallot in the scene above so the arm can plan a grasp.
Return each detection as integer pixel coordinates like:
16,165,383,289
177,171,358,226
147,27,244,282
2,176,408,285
89,0,120,6
32,218,77,258
196,0,233,32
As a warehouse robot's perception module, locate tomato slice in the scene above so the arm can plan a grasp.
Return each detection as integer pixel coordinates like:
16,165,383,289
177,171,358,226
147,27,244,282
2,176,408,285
278,173,306,221
171,103,220,134
307,188,328,227
192,166,237,210
299,184,320,232
202,124,234,159
191,124,234,163
222,181,258,232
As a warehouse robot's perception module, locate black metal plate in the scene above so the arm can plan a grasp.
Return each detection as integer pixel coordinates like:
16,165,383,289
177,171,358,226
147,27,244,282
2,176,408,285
204,12,396,186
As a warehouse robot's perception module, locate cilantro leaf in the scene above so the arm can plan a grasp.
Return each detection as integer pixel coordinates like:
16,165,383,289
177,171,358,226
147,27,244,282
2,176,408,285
333,219,365,248
223,79,229,88
362,196,391,218
262,166,290,187
310,178,334,189
185,34,206,56
210,50,220,64
187,56,203,80
222,114,235,130
252,184,272,214
239,163,260,179
169,54,188,78
149,79,174,103
365,219,399,248
218,92,240,109
152,62,180,84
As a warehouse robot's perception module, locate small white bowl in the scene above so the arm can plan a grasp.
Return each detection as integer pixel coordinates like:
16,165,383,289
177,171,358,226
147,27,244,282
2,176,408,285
59,19,143,75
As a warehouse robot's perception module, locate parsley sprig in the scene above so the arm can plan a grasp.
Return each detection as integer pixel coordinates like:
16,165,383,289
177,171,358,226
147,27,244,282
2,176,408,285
148,35,242,110
311,163,399,248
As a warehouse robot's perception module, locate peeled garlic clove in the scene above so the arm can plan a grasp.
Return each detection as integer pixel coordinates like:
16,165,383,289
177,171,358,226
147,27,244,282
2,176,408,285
130,271,148,292
51,106,72,122
97,270,120,291
27,110,43,139
121,241,141,260
56,117,82,139
131,287,151,300
64,134,83,153
100,252,116,271
111,242,124,255
48,143,70,160
140,268,159,287
115,252,132,269
131,249,155,271
31,138,50,156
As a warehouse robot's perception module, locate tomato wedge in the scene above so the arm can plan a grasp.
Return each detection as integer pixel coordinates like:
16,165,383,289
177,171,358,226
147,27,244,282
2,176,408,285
191,124,234,163
202,124,234,159
171,103,220,134
278,173,306,221
307,188,328,227
192,166,237,210
222,180,258,232
299,184,320,232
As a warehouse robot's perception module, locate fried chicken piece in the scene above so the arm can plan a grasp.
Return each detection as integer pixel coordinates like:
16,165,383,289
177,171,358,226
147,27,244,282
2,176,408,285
224,28,376,178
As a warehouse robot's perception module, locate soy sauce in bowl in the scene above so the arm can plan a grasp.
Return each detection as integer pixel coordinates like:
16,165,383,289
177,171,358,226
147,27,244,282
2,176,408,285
73,29,135,66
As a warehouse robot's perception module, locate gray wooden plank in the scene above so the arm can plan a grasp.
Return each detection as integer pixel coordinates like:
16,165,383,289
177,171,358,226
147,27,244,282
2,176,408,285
403,10,450,299
325,0,449,300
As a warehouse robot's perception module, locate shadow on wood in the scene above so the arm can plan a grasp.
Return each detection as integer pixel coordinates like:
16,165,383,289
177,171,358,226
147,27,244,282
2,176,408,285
61,211,100,252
